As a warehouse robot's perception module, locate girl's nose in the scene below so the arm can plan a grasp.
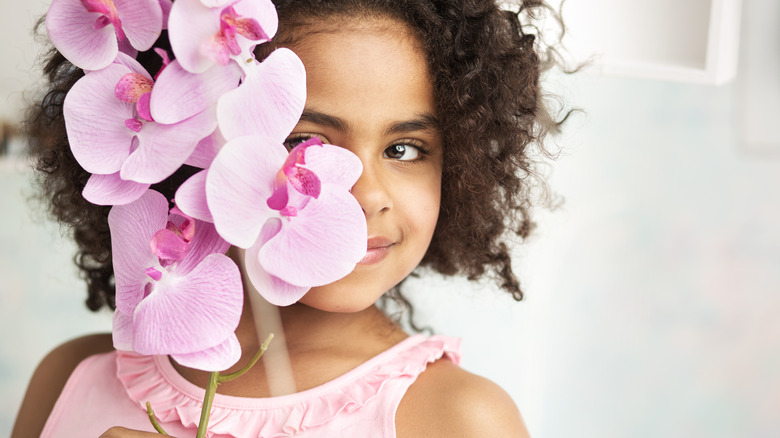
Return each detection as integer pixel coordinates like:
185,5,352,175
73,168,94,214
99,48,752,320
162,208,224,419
350,165,392,219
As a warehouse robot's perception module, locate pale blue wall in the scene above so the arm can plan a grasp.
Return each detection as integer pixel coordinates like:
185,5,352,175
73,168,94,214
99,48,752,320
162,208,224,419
532,73,779,437
1,160,112,435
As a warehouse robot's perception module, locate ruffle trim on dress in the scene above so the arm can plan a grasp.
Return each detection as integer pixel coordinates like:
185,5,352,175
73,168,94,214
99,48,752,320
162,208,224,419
116,335,461,438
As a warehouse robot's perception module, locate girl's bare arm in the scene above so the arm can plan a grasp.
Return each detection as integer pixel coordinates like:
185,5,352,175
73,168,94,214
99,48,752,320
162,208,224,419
11,333,114,438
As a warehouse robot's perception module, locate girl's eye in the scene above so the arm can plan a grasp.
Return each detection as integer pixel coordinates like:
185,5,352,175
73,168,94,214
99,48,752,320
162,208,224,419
383,144,421,161
283,134,325,150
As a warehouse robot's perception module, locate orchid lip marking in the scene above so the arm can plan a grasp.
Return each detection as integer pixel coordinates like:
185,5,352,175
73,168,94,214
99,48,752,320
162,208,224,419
220,6,267,53
145,266,163,281
80,0,126,41
149,208,196,269
279,206,297,218
116,75,156,132
115,73,154,103
153,49,172,80
125,118,143,132
267,138,324,212
201,6,269,65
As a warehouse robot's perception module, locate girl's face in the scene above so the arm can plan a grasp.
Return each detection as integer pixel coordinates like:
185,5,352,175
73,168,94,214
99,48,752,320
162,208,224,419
285,17,443,312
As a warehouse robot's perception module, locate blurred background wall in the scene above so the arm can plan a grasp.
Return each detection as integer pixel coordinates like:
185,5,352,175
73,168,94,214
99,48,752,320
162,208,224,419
2,1,778,437
0,0,118,433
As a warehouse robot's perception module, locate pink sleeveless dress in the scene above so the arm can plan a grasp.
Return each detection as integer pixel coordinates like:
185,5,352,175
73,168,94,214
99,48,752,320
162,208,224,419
41,335,460,437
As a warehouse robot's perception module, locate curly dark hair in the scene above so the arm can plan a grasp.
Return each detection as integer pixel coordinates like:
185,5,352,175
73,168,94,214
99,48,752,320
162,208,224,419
25,0,566,313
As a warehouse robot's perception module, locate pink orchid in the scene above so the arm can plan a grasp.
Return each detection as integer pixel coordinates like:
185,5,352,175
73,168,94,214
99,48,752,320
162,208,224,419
64,52,239,205
206,137,367,306
175,47,305,221
46,0,163,70
168,0,278,73
110,190,243,371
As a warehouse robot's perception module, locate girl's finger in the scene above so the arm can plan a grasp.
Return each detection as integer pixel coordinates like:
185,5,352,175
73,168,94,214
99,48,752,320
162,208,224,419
99,426,172,437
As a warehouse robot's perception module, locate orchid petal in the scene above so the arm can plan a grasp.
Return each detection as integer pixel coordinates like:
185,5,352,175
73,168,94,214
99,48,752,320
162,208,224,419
261,187,367,286
299,143,364,189
64,64,139,174
170,334,241,371
121,108,217,184
217,48,306,141
46,0,118,70
159,0,173,28
111,51,152,75
108,190,167,313
245,219,310,306
132,252,242,355
117,37,138,58
175,169,214,222
185,128,225,168
206,135,287,247
82,172,150,205
168,0,222,73
202,34,233,65
114,0,163,51
112,309,135,351
154,48,172,72
199,0,236,8
282,187,312,216
150,59,242,124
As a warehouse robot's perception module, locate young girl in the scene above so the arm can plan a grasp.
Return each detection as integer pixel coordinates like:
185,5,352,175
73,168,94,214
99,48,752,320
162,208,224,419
14,0,563,436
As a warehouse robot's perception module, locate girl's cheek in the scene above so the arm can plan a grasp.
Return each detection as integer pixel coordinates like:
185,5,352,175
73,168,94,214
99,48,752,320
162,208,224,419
412,188,441,236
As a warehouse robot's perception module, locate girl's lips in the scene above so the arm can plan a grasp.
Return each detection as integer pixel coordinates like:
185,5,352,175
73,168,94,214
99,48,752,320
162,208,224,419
358,237,395,265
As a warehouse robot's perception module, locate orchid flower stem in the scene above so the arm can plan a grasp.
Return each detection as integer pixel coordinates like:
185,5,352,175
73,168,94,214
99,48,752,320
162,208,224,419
219,333,274,383
194,334,274,437
146,402,169,435
196,371,220,438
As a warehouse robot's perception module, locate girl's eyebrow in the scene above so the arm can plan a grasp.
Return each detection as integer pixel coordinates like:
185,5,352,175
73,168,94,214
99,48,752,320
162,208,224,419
299,110,440,136
299,110,350,132
384,113,440,136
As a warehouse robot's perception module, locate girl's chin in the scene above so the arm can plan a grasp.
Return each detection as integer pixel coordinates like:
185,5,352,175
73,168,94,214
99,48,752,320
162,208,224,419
297,281,389,314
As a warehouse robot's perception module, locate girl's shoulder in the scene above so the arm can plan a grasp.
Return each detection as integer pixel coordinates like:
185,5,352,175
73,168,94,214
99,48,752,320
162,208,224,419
11,333,114,438
397,358,531,438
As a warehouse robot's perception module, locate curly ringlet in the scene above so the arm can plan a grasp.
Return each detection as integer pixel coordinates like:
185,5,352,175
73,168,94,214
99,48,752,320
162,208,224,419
25,0,566,314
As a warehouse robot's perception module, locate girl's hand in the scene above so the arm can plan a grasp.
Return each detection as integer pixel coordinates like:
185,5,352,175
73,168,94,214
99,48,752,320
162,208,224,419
99,427,173,437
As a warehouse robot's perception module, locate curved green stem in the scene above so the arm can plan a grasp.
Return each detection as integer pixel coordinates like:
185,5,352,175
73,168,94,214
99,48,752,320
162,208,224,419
146,402,169,435
194,334,274,437
219,333,274,383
